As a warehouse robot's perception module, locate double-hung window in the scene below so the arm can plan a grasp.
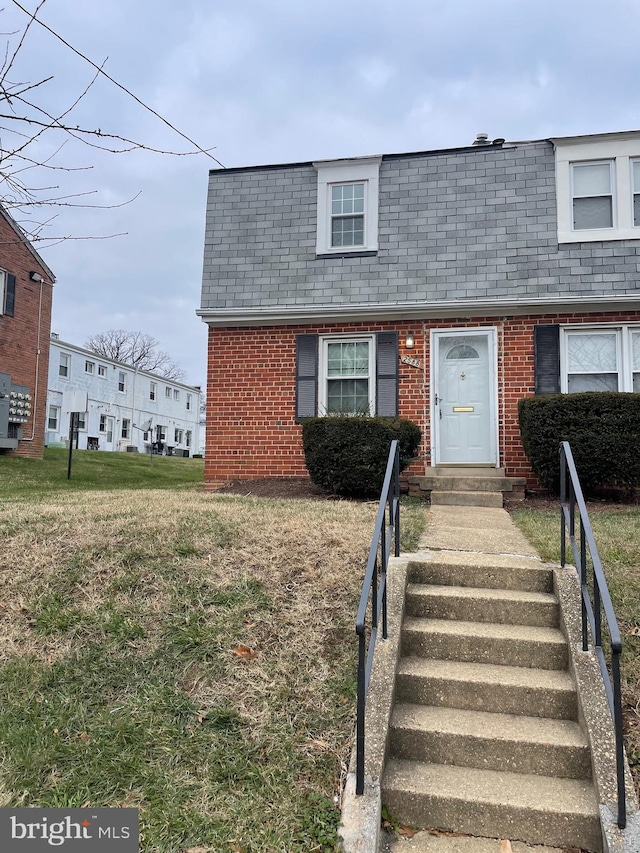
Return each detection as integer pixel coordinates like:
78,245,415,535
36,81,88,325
186,393,192,411
314,157,381,255
85,360,95,374
98,364,107,378
561,326,640,392
319,336,375,415
571,161,614,230
59,353,70,379
118,371,126,393
121,419,130,439
48,406,60,431
150,382,156,401
633,159,640,227
331,184,365,248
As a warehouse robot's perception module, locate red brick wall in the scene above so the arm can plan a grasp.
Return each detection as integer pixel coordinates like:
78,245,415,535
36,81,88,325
204,310,640,490
0,216,53,458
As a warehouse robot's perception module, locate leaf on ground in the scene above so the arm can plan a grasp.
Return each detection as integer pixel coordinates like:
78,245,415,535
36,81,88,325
627,626,640,636
500,841,513,853
232,645,257,659
183,847,211,853
305,739,330,750
79,732,90,742
397,825,419,837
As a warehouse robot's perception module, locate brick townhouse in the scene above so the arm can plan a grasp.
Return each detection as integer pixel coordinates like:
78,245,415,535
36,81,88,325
197,130,640,492
0,206,55,458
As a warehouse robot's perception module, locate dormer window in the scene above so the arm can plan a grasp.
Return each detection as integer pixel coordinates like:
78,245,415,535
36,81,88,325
571,161,614,230
313,157,381,256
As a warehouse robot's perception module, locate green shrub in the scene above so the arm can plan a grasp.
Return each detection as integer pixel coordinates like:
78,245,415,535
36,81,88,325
302,416,421,498
518,393,640,493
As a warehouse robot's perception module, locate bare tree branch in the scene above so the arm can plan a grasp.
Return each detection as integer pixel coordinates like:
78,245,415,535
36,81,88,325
85,330,186,381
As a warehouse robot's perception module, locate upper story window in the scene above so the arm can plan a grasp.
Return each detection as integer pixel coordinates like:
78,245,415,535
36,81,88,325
633,160,640,226
165,386,172,398
554,132,640,243
118,371,126,393
173,389,180,401
186,393,192,411
313,157,381,256
98,364,107,377
150,381,157,401
85,360,95,374
571,161,613,230
0,269,15,317
59,353,70,379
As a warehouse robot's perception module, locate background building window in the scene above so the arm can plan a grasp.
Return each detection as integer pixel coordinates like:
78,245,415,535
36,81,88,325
121,419,130,439
75,413,86,430
118,371,126,393
99,415,107,432
571,161,614,230
633,160,640,227
47,406,60,430
98,364,107,377
150,382,156,401
85,360,94,374
186,430,191,448
173,389,180,401
174,428,183,444
59,353,70,378
186,393,192,411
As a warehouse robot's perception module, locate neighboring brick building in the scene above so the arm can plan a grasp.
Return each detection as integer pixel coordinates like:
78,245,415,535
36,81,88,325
198,130,640,490
0,207,55,458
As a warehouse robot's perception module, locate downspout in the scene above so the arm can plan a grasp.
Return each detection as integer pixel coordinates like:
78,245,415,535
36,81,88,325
22,276,44,441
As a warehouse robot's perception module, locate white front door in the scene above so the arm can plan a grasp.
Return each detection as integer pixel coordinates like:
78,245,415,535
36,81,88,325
433,329,498,465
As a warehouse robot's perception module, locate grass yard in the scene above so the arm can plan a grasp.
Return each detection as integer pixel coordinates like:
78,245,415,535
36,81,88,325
0,450,425,852
0,447,205,496
511,506,640,796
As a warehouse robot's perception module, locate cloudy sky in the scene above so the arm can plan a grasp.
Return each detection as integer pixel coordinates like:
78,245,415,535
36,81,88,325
2,0,640,388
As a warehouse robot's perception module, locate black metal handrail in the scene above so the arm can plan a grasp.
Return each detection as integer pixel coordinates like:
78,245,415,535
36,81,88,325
355,440,400,796
559,441,626,829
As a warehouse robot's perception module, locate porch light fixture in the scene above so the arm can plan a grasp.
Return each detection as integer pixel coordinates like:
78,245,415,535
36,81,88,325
405,332,415,349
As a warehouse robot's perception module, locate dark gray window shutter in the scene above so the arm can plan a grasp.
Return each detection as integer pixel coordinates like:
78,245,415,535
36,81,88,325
376,331,399,417
295,335,318,421
4,273,15,317
534,325,560,394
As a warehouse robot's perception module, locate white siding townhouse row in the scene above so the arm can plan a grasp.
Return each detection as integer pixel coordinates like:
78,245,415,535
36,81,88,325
46,337,202,456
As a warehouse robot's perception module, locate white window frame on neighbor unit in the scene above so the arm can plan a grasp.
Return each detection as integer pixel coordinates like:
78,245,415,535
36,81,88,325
118,371,126,393
150,382,157,401
121,419,130,439
47,405,60,431
555,132,640,242
318,334,375,416
560,324,640,393
58,352,70,379
0,269,6,313
313,157,381,255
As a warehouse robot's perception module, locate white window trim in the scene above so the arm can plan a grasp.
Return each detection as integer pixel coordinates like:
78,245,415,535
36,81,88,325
560,324,640,392
318,334,375,416
98,364,107,378
48,405,60,431
117,371,127,393
58,352,71,380
85,360,95,374
0,269,6,314
313,157,381,255
570,159,615,232
555,135,640,242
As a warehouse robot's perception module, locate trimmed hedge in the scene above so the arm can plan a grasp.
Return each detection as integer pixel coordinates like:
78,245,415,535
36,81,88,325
518,392,640,493
302,416,421,498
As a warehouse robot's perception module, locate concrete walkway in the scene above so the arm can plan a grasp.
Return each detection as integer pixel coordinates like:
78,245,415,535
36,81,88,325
380,504,567,853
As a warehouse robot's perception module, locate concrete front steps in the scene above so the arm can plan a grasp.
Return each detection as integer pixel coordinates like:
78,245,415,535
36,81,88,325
408,467,527,508
380,555,602,852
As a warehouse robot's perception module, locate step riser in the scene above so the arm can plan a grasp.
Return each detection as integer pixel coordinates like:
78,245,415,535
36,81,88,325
417,478,517,492
395,672,577,720
409,562,553,593
406,591,559,628
402,628,568,670
381,787,602,852
389,726,592,780
424,467,506,477
430,491,504,508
